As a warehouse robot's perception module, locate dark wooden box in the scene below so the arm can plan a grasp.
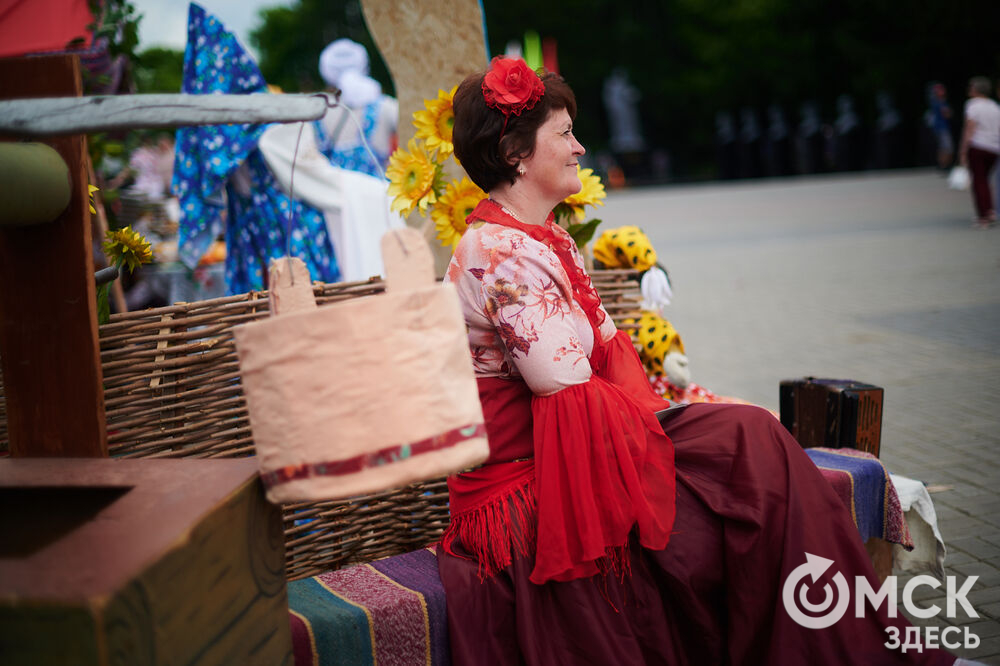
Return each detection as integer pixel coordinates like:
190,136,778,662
779,377,884,457
0,458,292,666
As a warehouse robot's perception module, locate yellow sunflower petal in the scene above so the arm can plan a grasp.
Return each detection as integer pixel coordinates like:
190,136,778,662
562,166,606,212
103,225,153,273
413,86,456,160
431,176,486,251
385,138,440,218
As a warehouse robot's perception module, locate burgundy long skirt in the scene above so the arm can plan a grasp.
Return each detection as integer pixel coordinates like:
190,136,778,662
437,403,955,665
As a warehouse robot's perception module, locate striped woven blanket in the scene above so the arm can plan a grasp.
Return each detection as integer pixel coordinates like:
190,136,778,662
806,447,913,549
288,547,449,666
288,447,913,666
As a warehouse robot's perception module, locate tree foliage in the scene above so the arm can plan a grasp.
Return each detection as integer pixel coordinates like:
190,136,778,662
251,0,1000,178
481,0,1000,176
251,0,393,95
134,47,184,93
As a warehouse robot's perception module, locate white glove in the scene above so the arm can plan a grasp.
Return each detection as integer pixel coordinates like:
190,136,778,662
640,266,673,314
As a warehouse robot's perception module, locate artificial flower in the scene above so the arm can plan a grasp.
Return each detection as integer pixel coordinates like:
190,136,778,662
481,57,544,116
561,166,607,221
386,138,439,217
103,226,153,273
432,177,487,251
414,86,456,159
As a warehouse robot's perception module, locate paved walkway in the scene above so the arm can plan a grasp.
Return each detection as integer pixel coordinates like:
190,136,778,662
603,168,1000,662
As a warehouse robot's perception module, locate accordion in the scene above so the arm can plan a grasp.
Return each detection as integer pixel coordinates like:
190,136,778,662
779,378,884,457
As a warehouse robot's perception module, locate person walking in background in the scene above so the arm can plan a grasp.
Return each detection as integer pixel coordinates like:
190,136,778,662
959,76,1000,228
603,68,647,181
714,110,738,179
834,94,864,171
795,100,824,174
996,77,1000,213
926,82,954,170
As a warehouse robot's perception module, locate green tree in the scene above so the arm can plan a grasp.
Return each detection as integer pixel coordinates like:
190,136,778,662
133,47,184,93
251,0,394,95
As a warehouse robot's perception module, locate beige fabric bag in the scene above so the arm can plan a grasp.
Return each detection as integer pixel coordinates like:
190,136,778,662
233,228,488,503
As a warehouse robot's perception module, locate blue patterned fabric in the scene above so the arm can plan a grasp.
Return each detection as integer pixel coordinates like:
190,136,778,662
172,3,339,294
312,99,389,178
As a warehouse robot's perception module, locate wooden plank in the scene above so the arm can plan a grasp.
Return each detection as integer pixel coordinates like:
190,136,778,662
0,54,107,457
0,92,334,136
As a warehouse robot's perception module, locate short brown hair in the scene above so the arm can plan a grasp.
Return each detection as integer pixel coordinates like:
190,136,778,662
452,69,577,192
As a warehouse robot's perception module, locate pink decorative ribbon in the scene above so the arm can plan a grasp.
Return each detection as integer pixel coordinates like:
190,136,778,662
260,423,487,488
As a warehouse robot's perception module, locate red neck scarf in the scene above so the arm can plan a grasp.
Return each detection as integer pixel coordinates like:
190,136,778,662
469,199,607,335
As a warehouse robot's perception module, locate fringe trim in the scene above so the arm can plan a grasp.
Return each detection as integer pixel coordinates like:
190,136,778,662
441,477,537,581
595,540,633,613
596,541,632,582
441,476,636,587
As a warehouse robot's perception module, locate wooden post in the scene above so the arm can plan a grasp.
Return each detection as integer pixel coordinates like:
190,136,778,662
361,0,488,276
0,55,108,457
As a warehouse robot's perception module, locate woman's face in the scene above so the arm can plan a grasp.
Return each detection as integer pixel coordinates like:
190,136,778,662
518,108,586,204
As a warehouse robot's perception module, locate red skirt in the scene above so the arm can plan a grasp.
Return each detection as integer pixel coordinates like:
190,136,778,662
437,401,955,665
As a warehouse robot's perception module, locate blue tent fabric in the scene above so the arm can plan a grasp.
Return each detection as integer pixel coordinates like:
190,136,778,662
172,2,339,294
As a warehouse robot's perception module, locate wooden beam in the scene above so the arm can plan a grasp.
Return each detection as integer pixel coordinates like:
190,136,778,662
0,92,335,136
0,54,107,457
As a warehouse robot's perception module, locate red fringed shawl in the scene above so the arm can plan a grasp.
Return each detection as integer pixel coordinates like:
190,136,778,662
441,200,676,584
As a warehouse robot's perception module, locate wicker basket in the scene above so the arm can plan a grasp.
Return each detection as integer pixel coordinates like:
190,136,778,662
0,269,642,580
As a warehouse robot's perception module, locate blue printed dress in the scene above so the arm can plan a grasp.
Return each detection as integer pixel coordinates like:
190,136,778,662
312,98,392,178
172,3,339,294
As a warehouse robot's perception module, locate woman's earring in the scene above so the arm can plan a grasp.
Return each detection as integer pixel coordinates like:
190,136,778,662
518,166,526,176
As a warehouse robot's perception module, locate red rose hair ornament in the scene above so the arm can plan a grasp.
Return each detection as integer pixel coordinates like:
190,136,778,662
482,56,545,140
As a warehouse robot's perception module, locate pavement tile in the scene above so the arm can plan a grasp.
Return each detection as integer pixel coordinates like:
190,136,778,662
968,586,1000,610
977,601,1000,619
939,519,995,541
951,540,1000,563
951,559,1000,577
967,619,1000,639
943,550,980,568
965,639,1000,665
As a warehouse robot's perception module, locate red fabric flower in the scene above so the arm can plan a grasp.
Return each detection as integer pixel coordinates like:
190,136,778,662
482,56,545,116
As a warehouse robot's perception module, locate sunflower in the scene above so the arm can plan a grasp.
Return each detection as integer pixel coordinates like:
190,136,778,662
386,138,439,217
431,177,487,251
413,86,456,160
561,166,607,221
88,184,100,215
103,226,153,273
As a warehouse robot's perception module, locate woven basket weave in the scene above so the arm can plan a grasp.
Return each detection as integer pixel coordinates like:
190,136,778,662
0,269,642,580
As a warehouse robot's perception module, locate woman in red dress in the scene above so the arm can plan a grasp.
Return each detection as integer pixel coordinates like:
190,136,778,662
436,57,959,665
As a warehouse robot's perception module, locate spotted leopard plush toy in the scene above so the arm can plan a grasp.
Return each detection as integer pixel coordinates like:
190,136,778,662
625,311,691,393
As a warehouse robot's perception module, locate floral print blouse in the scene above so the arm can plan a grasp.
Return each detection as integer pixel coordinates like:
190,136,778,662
445,218,618,396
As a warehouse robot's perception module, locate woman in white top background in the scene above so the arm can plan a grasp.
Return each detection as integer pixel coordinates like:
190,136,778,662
959,76,1000,228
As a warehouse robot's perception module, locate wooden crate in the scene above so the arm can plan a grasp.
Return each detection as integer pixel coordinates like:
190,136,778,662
0,458,291,665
